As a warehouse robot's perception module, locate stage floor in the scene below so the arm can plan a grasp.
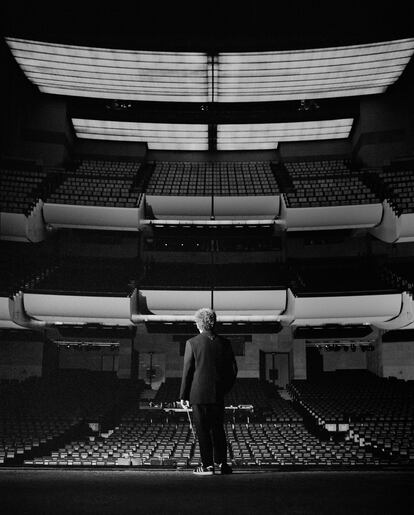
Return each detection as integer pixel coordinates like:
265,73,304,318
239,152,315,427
1,468,413,515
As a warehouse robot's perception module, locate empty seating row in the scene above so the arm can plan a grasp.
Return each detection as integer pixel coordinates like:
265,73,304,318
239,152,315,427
288,371,414,426
23,258,137,295
1,254,410,296
146,161,279,196
46,176,141,207
141,262,290,289
285,175,379,208
24,417,410,468
0,167,51,214
348,420,414,462
379,168,414,215
284,159,352,178
292,258,396,295
72,159,141,177
0,373,142,465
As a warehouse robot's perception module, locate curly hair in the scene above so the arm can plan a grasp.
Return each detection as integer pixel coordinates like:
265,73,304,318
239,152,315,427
194,308,217,331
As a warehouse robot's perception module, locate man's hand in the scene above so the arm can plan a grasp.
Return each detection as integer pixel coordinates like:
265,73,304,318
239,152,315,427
180,399,190,409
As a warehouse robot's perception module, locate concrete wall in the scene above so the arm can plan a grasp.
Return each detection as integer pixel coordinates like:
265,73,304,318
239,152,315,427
133,326,308,382
0,339,44,380
353,96,413,167
382,341,414,380
322,349,367,372
366,341,382,377
75,139,147,160
58,347,119,372
279,139,352,161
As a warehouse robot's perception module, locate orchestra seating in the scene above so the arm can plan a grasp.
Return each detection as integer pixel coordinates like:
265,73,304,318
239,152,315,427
20,377,411,468
0,372,142,466
0,377,82,466
46,159,142,207
287,371,414,464
145,161,279,196
153,378,181,405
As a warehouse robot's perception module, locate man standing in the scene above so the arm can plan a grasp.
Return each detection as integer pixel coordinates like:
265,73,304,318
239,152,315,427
180,308,238,475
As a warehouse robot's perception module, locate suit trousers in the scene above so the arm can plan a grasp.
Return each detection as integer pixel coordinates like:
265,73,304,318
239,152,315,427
192,403,227,467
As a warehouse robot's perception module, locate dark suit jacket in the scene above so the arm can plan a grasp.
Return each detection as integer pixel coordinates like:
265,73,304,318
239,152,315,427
179,330,238,404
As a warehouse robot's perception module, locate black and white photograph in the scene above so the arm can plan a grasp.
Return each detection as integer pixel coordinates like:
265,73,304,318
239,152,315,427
1,3,414,514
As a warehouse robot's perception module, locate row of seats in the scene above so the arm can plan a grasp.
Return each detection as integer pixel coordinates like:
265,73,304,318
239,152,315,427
0,167,51,214
25,420,400,468
23,258,137,295
379,168,414,215
288,371,414,424
0,256,407,295
0,373,144,466
20,376,413,468
46,176,141,208
141,262,289,289
348,420,414,461
283,159,352,178
290,259,395,294
285,174,380,208
73,159,141,177
2,159,414,214
153,378,301,423
145,161,280,196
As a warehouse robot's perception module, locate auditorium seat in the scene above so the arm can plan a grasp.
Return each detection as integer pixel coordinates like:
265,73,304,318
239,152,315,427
16,372,412,469
44,159,143,208
145,161,279,196
23,257,137,295
282,158,380,208
290,257,397,295
287,371,414,465
0,164,56,215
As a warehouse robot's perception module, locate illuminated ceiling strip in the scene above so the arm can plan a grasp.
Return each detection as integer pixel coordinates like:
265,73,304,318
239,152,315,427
71,118,208,150
5,37,414,102
217,39,414,101
216,119,353,149
6,38,207,63
218,143,280,150
218,119,353,131
6,37,210,102
218,39,414,63
37,86,207,101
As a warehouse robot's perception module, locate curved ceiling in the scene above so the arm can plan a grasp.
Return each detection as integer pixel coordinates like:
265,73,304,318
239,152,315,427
3,3,414,52
2,3,413,150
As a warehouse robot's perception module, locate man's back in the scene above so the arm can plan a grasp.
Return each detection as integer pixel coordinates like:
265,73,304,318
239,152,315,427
180,331,237,404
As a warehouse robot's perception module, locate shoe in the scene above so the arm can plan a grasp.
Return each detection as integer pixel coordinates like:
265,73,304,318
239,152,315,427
193,465,214,475
216,463,232,475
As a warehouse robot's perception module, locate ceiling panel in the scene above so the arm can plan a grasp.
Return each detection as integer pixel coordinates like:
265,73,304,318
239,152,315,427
217,119,353,150
217,39,414,101
5,37,210,102
72,118,209,150
6,37,414,103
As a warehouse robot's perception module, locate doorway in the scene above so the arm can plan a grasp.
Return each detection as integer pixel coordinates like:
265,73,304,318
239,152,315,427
138,352,166,390
260,351,290,388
